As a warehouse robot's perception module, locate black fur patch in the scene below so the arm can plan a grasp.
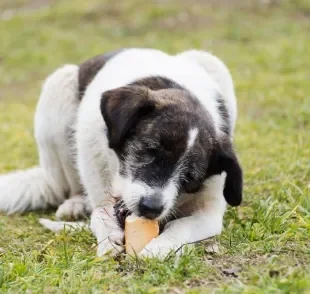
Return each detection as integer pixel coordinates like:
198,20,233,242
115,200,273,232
78,49,125,100
101,76,215,187
130,108,190,186
101,75,242,206
130,76,184,91
113,199,129,230
207,140,243,206
100,86,156,151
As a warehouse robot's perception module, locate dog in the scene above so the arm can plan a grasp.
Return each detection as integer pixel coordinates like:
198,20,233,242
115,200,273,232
0,48,242,258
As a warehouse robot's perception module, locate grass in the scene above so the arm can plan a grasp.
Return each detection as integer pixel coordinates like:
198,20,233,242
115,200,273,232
0,0,309,293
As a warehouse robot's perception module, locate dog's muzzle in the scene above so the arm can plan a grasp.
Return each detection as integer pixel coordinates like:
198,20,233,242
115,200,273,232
138,195,164,219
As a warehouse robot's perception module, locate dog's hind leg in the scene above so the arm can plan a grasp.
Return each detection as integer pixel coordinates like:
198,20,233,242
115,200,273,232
0,65,88,219
35,64,90,220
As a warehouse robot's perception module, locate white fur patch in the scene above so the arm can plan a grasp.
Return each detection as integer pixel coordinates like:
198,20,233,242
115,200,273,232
113,173,155,214
39,218,88,232
161,180,179,218
90,207,124,256
55,195,86,220
113,171,178,220
187,128,198,150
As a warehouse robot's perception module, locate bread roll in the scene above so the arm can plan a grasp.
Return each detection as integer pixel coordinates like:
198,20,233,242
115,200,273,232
125,214,159,255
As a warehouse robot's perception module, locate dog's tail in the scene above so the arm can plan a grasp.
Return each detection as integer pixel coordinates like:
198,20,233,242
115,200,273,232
0,167,64,214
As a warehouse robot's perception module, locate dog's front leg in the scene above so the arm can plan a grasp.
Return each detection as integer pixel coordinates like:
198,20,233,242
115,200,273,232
76,109,125,256
78,156,124,256
140,174,227,259
139,212,224,259
90,205,124,256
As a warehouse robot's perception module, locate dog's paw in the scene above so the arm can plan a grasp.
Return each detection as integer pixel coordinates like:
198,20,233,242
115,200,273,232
56,196,86,220
96,229,125,257
139,238,179,259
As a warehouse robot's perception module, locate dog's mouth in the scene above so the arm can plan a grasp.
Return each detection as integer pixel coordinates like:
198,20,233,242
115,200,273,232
113,199,131,230
113,199,168,232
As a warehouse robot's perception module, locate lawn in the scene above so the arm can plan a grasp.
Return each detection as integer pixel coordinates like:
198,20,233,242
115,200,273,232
0,0,309,293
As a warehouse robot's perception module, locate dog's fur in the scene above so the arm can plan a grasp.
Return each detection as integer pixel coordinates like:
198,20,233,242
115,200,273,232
0,48,242,258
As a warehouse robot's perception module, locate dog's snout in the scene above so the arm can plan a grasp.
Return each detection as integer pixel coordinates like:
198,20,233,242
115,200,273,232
138,196,164,219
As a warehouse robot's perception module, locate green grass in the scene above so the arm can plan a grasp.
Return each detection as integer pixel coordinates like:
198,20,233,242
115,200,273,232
0,0,310,293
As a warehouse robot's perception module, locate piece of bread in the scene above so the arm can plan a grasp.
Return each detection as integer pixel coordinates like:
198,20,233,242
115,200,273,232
125,214,159,255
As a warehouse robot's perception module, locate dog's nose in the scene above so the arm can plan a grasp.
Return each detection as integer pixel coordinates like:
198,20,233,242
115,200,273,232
138,197,164,219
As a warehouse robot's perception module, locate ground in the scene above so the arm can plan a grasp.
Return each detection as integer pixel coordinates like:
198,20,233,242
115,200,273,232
0,0,309,293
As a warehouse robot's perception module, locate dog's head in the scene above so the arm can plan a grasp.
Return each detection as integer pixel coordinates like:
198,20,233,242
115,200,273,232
100,77,242,220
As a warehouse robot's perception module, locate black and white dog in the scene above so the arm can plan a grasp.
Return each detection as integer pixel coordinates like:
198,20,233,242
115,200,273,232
0,48,242,258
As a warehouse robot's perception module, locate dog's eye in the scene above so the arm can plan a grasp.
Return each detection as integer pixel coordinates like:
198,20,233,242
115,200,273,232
147,147,166,162
147,147,158,157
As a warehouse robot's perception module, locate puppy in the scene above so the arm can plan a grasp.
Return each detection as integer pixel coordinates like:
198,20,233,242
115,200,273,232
0,48,242,258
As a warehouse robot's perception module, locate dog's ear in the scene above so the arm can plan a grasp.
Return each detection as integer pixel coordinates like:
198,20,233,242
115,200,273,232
207,140,243,206
100,86,155,150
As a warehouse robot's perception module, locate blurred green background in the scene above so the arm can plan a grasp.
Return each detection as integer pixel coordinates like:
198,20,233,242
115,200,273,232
0,1,309,293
